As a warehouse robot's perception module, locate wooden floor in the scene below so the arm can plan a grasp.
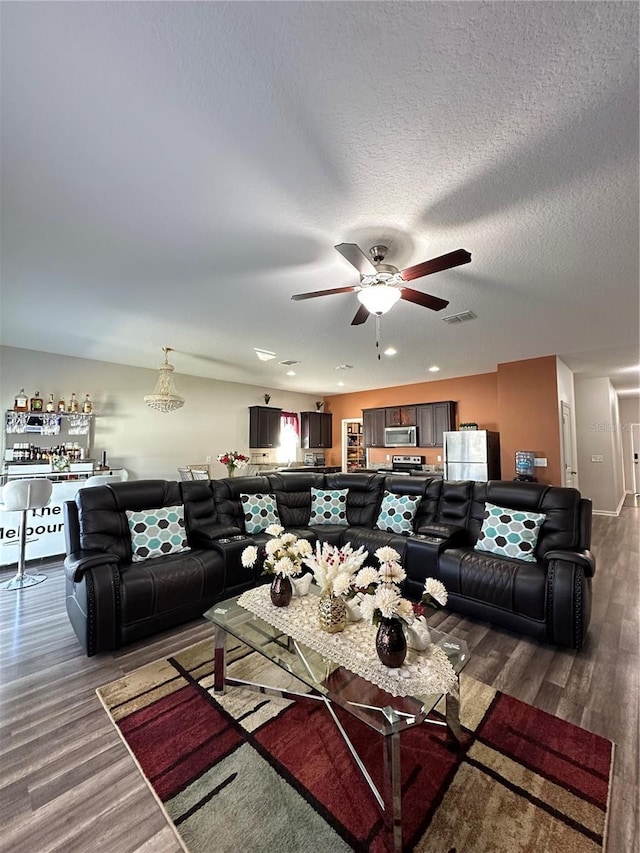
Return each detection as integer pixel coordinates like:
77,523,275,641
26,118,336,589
1,498,638,853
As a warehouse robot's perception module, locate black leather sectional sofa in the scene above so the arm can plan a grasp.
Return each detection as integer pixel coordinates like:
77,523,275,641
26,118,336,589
64,472,595,656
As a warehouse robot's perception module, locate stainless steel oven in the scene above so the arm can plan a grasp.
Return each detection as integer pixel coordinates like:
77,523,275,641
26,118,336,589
383,425,418,447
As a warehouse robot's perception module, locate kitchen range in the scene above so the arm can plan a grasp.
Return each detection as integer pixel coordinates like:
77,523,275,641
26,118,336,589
376,455,433,476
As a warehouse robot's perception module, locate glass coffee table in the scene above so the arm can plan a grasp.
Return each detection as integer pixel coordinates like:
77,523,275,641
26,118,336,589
204,587,468,853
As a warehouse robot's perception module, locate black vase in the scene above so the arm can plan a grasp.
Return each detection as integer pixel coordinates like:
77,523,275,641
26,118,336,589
376,617,407,667
270,574,292,607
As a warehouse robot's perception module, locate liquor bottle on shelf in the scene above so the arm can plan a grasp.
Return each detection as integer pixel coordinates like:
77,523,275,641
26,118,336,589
46,394,55,413
57,395,66,413
14,389,28,412
69,393,79,413
30,391,43,412
82,394,93,414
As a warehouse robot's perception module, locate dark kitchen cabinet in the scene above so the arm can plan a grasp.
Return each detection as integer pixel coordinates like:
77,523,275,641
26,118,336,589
385,406,417,427
249,406,282,448
301,411,333,449
416,401,456,447
362,408,387,448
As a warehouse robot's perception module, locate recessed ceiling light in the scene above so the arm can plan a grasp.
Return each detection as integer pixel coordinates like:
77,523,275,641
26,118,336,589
337,381,345,387
254,348,276,361
428,365,440,372
286,370,296,376
384,347,397,356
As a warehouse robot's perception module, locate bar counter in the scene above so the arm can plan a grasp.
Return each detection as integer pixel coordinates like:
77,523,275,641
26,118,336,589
0,467,122,567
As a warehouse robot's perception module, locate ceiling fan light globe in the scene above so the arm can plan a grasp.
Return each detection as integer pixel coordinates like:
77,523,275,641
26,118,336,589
357,285,401,315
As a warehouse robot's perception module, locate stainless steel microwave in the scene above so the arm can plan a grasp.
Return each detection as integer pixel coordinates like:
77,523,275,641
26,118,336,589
384,425,418,447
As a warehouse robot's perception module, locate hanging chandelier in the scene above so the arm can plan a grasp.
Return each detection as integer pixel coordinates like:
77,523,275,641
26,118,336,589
144,347,185,413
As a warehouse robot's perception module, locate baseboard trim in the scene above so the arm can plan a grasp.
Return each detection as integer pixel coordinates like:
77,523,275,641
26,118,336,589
593,493,627,517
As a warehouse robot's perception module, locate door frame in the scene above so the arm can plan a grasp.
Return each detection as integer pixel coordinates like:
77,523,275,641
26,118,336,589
560,401,577,488
341,417,363,473
630,423,640,496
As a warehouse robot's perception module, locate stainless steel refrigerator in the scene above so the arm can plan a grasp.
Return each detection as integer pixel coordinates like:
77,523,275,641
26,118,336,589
443,430,501,481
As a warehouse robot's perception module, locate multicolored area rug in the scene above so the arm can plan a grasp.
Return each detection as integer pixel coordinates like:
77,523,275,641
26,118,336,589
97,639,613,852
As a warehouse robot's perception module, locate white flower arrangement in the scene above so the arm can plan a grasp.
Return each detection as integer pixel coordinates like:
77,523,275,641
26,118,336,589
351,546,415,626
241,524,313,579
50,453,70,473
302,541,368,597
421,577,448,611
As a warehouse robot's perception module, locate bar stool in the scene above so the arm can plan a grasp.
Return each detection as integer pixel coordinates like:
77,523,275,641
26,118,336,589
81,474,124,488
0,478,53,591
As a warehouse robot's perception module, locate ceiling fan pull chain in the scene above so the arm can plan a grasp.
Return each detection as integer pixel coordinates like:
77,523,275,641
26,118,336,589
375,315,381,360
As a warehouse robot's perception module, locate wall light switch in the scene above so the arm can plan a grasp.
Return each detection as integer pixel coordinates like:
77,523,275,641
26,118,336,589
534,457,547,467
437,455,442,462
386,454,391,461
591,454,604,463
206,455,211,463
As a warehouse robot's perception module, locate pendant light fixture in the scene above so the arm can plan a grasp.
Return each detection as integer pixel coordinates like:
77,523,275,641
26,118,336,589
144,347,185,413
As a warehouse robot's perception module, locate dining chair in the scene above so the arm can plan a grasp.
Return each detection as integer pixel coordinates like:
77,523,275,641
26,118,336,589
189,469,209,480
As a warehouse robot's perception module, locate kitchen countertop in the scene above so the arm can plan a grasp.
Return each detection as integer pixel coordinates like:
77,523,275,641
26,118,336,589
350,467,444,477
272,466,342,473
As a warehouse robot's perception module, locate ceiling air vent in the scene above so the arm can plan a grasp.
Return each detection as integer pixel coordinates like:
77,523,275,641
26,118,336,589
279,359,300,366
335,364,354,370
442,310,477,325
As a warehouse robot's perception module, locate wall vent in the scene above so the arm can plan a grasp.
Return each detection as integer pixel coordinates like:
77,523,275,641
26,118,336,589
442,310,477,325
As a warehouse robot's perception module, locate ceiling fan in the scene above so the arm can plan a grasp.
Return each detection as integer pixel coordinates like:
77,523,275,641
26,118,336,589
291,243,471,325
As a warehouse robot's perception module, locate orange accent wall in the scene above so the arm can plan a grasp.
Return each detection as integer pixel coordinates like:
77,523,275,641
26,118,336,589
322,355,563,485
323,372,499,468
496,355,561,485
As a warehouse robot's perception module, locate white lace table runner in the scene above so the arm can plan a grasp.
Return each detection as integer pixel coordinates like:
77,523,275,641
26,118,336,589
237,586,458,699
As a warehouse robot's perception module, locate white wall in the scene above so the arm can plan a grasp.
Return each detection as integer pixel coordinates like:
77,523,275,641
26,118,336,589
574,376,626,514
0,346,320,480
618,396,640,492
556,357,579,490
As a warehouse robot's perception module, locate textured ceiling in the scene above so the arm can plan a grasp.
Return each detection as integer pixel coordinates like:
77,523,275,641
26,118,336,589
1,2,638,395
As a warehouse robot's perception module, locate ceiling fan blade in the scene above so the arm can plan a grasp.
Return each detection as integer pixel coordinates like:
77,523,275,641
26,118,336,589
351,304,370,325
335,242,377,275
400,249,471,282
400,287,449,311
291,285,357,301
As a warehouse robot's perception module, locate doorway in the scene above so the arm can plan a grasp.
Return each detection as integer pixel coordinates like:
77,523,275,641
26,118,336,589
341,418,364,472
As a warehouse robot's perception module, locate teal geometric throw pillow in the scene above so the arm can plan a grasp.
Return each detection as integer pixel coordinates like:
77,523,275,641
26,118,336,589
126,505,190,563
240,493,280,534
309,488,348,526
375,491,421,535
474,501,546,563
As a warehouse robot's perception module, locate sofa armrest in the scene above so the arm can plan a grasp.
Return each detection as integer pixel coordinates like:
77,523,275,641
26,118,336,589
65,557,120,655
545,556,593,649
188,523,243,548
543,549,595,578
64,550,121,583
416,523,469,545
